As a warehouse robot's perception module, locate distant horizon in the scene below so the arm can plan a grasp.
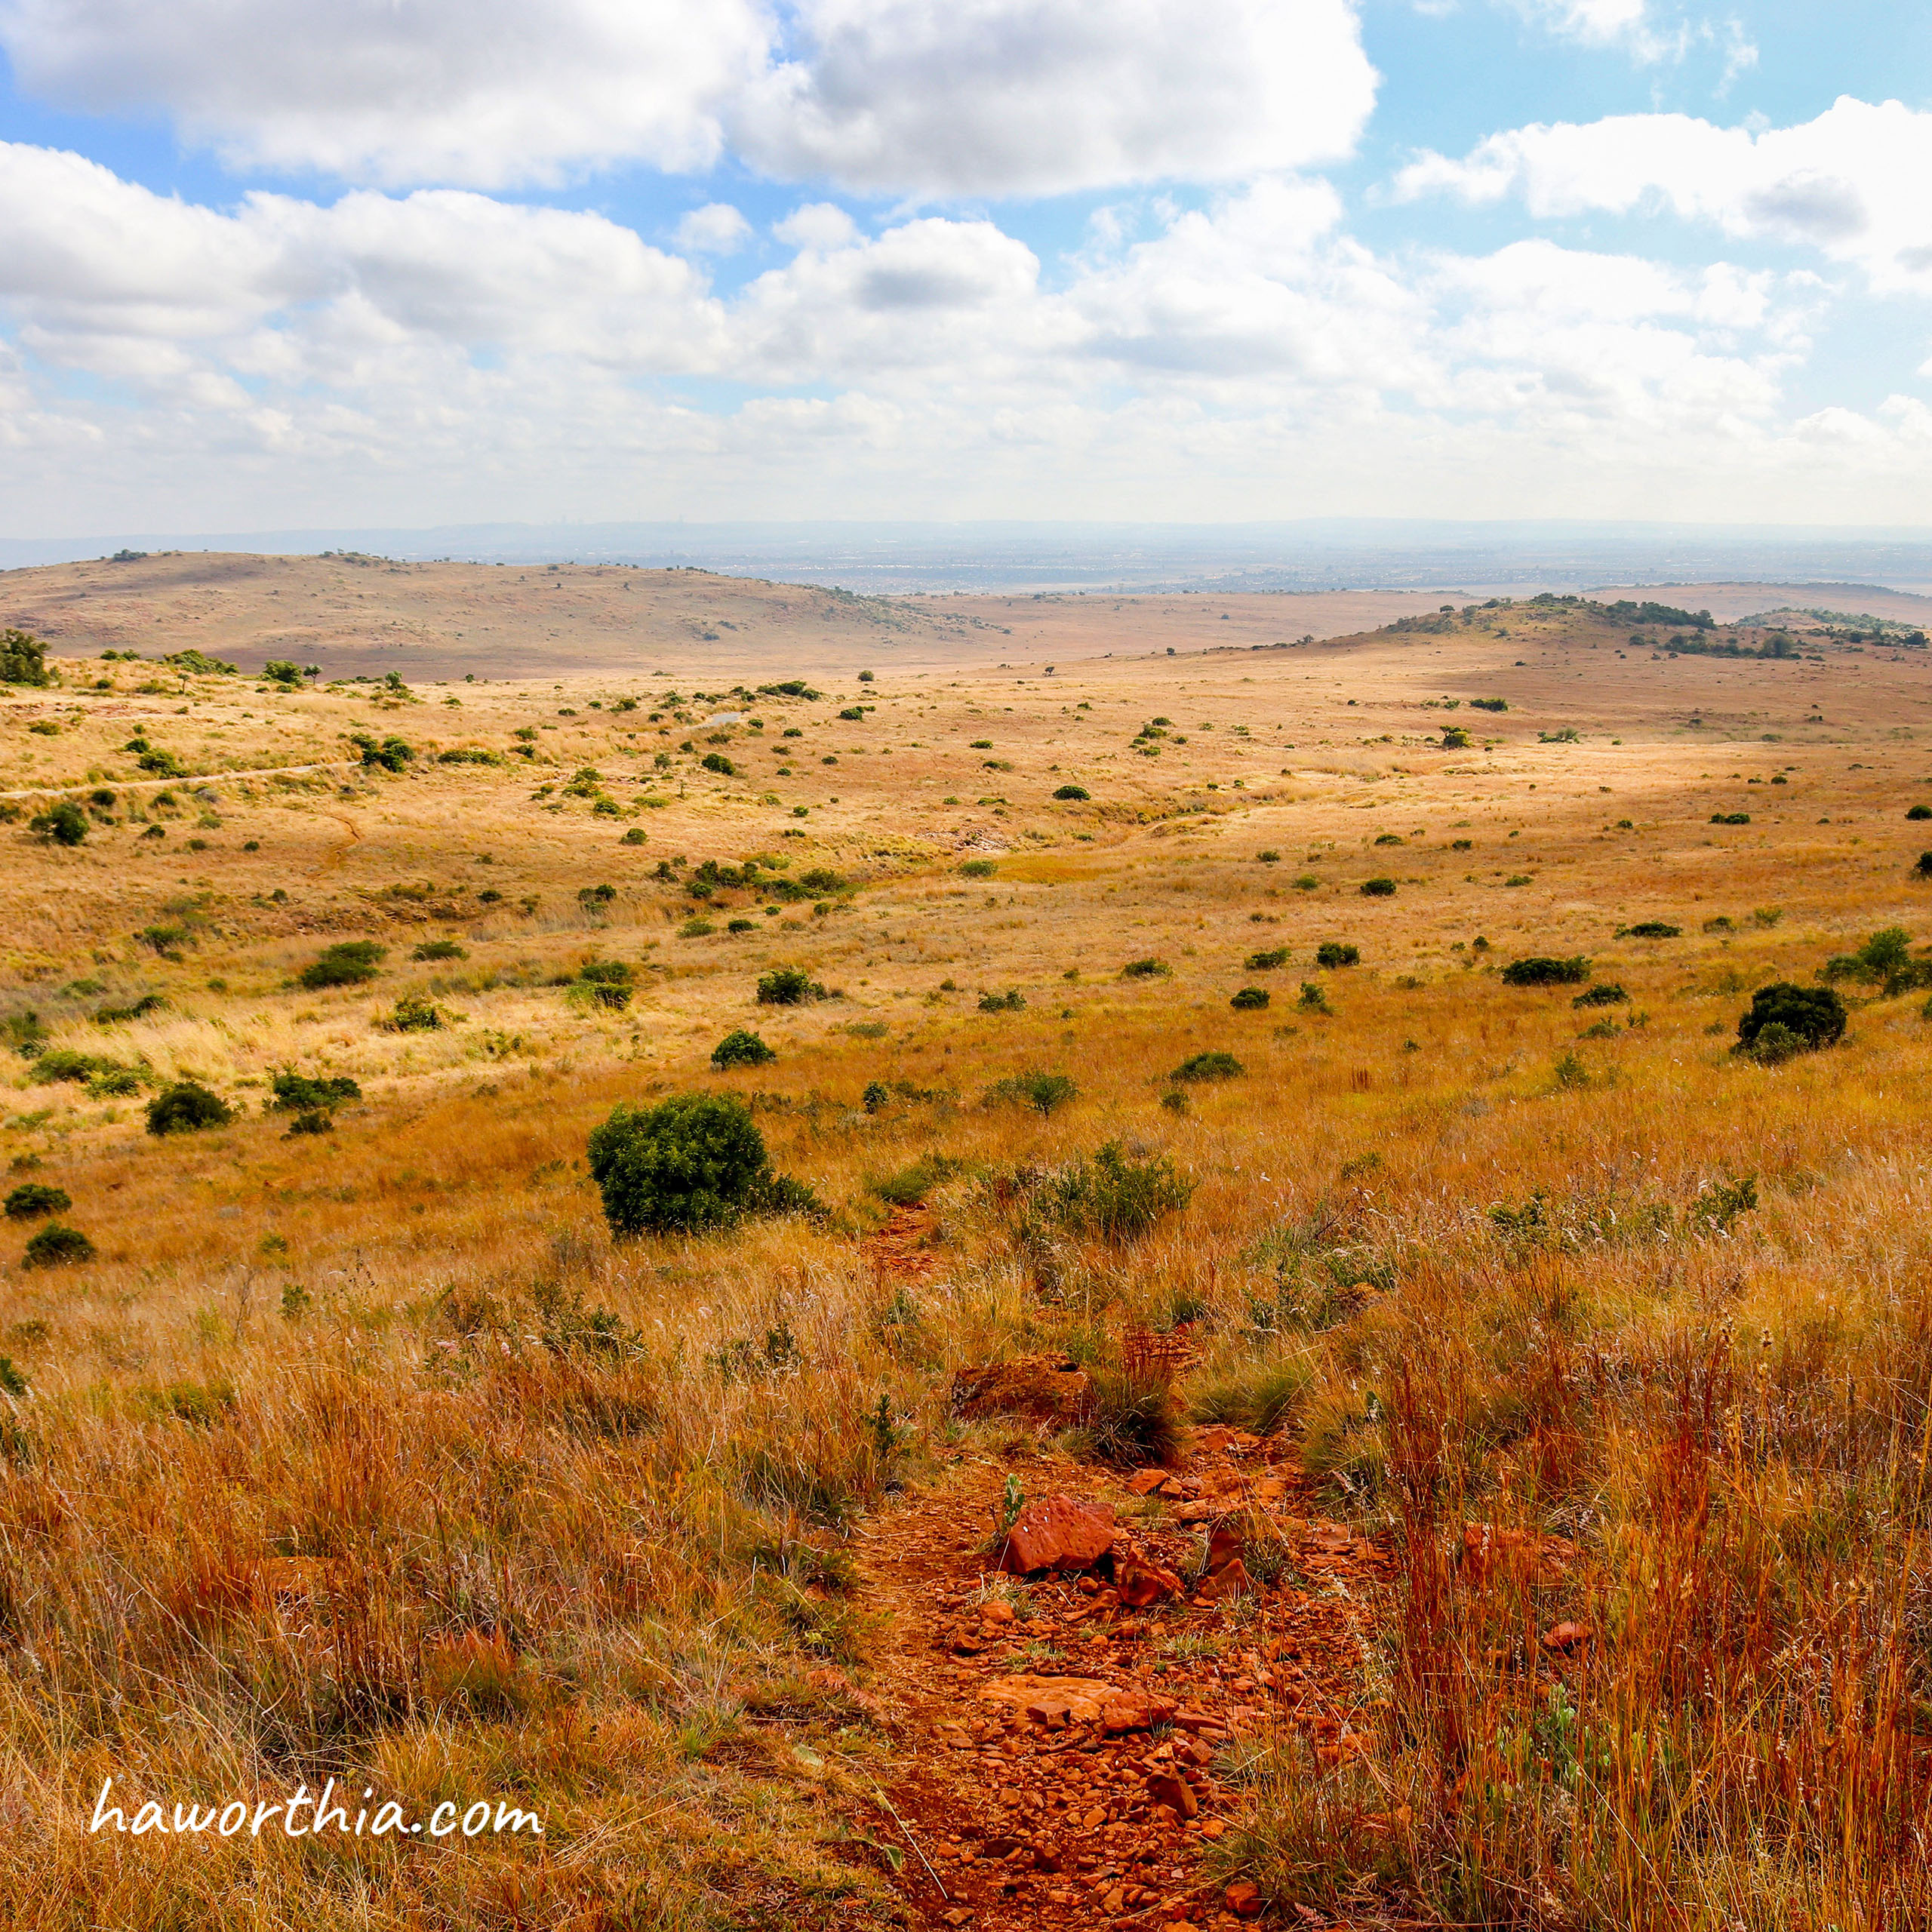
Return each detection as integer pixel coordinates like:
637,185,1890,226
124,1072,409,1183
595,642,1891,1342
8,518,1932,600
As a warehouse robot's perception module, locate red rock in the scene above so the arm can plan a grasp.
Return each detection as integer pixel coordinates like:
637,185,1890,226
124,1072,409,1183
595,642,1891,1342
1115,1554,1183,1607
1205,1519,1246,1574
981,1600,1017,1626
1100,1691,1175,1733
1223,1880,1263,1917
1125,1468,1171,1496
1197,1558,1253,1601
1146,1772,1198,1818
1542,1619,1591,1653
1001,1494,1117,1574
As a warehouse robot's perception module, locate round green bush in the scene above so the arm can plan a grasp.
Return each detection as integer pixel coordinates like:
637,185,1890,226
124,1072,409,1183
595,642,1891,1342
5,1182,71,1220
1359,878,1396,897
712,1028,777,1069
29,801,88,845
1502,955,1592,987
146,1082,233,1136
1229,987,1270,1011
1909,804,1932,822
588,1092,795,1235
1171,1051,1244,1083
1052,785,1090,801
1734,983,1846,1056
23,1222,94,1267
1315,942,1359,968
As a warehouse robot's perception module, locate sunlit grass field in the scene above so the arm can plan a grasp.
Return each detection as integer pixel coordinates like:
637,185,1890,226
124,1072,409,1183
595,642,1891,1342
4,592,1932,1928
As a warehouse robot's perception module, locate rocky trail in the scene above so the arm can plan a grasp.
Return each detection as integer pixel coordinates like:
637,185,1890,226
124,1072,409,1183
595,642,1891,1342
823,1217,1392,1932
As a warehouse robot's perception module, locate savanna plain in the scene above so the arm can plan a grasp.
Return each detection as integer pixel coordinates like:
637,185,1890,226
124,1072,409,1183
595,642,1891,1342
3,556,1932,1932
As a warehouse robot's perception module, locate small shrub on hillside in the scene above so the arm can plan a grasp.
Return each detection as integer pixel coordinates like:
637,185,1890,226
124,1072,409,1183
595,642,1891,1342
1294,874,1318,891
959,859,998,879
1910,804,1932,821
588,1092,817,1236
757,967,826,1005
1502,955,1591,986
86,1066,141,1098
1160,1089,1189,1115
1359,878,1396,897
1469,697,1508,712
1916,852,1932,879
412,939,467,961
300,940,386,989
1620,921,1681,939
872,1152,964,1208
23,1223,94,1267
1734,983,1846,1057
1315,943,1359,968
5,1183,69,1220
1230,986,1269,1010
1299,981,1329,1011
977,989,1026,1012
620,827,648,844
1041,1143,1193,1241
146,1083,232,1135
1172,1051,1243,1083
700,752,735,776
1573,983,1629,1008
351,733,414,771
1246,946,1290,971
983,1070,1078,1115
29,802,87,845
269,1070,361,1111
1052,784,1090,801
1078,1371,1185,1469
32,1049,99,1084
1121,958,1171,980
712,1028,777,1069
1441,725,1471,749
1710,811,1751,826
862,1081,888,1113
577,959,633,1008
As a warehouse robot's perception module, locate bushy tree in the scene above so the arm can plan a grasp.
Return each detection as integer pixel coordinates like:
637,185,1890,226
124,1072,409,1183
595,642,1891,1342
1315,943,1359,968
23,1223,94,1266
146,1082,233,1135
589,1093,814,1236
756,967,823,1005
300,940,386,989
5,1182,71,1220
1734,983,1846,1057
1230,987,1270,1010
28,802,87,846
712,1028,777,1069
1171,1050,1244,1082
1502,955,1592,986
0,628,50,687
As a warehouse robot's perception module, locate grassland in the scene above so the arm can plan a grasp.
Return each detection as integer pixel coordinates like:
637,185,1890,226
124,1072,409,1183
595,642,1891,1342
3,578,1932,1930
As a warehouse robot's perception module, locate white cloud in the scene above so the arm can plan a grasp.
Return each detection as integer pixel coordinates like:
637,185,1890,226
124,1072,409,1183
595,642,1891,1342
733,0,1378,196
0,141,1924,529
1395,97,1932,294
0,0,772,187
675,204,754,254
0,0,1377,198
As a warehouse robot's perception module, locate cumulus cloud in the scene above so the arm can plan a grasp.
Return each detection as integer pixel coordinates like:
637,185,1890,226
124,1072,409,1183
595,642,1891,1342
732,0,1377,196
0,0,1377,198
675,204,754,254
1395,97,1932,293
0,0,773,187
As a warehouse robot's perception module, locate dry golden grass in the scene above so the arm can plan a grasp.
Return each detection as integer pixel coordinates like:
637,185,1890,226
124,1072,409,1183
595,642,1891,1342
3,586,1932,1927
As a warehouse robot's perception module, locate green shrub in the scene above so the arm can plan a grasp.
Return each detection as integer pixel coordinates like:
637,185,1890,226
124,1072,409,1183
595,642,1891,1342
268,1070,361,1112
1821,928,1921,989
1734,983,1846,1057
137,748,186,778
862,1081,888,1113
1469,697,1508,712
1294,874,1318,891
872,1152,964,1208
1042,1142,1193,1241
95,994,165,1024
757,968,825,1005
1359,878,1396,897
300,940,386,989
1189,1356,1309,1435
381,994,445,1032
1441,726,1471,749
588,1092,816,1235
32,1048,98,1084
1315,942,1358,968
1299,981,1329,1011
712,1028,777,1069
351,733,413,771
700,752,735,776
959,859,998,879
977,989,1026,1012
1620,921,1681,939
23,1223,94,1267
262,660,303,686
1710,811,1751,825
577,959,633,1008
85,1066,142,1098
1916,852,1932,880
1120,958,1170,980
620,827,648,844
1909,804,1932,822
1051,784,1090,801
1230,987,1269,1011
436,746,503,764
28,802,87,845
1172,1051,1243,1082
0,628,51,687
1246,947,1290,971
146,1083,233,1135
983,1070,1078,1115
1502,955,1591,986
1573,983,1629,1008
5,1183,70,1220
412,939,467,961
1078,1371,1184,1469
286,1109,333,1135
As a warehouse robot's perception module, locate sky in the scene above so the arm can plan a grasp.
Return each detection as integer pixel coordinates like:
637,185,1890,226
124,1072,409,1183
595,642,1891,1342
0,0,1928,537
